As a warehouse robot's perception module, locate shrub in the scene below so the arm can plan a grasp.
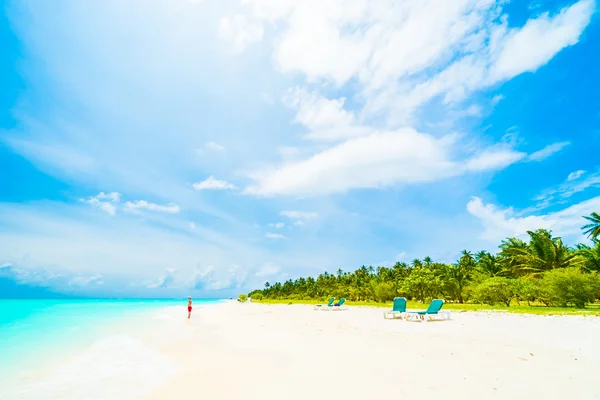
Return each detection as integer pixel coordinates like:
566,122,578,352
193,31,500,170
471,277,515,306
251,293,263,301
238,294,248,302
371,281,396,302
541,268,600,308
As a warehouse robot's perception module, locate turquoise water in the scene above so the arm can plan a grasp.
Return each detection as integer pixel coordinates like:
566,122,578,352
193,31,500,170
0,298,221,382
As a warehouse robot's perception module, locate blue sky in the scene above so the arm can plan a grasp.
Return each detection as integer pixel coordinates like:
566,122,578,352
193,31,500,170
1,0,600,298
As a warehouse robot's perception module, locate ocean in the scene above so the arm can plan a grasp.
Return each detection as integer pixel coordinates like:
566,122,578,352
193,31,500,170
0,298,222,398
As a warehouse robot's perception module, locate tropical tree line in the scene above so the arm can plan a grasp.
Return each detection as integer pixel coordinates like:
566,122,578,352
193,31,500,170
248,213,600,308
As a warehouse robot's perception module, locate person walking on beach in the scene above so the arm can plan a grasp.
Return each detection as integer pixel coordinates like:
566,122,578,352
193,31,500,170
187,297,193,319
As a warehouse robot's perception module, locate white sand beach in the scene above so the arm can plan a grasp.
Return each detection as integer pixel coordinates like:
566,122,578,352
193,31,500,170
4,302,600,399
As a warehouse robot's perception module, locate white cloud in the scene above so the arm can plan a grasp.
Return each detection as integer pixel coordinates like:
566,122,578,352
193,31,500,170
556,172,600,198
232,0,594,124
245,129,532,196
268,222,285,229
489,0,595,82
83,193,181,216
2,194,354,297
567,169,586,181
467,195,600,242
491,94,505,106
192,176,237,191
452,104,482,118
282,87,371,142
465,147,527,172
124,200,180,214
147,268,176,289
280,210,319,220
531,170,600,210
527,141,570,162
82,192,122,216
0,263,62,287
467,197,550,241
191,264,248,291
218,14,264,53
85,198,117,216
0,200,292,295
96,192,121,203
265,232,286,239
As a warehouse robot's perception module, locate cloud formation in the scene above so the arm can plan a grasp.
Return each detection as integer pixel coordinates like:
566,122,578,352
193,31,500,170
244,129,560,196
228,0,593,196
191,265,248,291
531,169,600,211
467,195,600,242
527,141,570,162
124,200,181,214
265,233,286,239
226,0,593,122
82,192,121,216
567,169,587,181
147,269,176,289
193,176,237,191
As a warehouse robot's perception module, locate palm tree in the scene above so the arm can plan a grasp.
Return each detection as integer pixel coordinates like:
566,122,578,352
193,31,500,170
475,251,502,276
445,252,476,303
576,242,600,272
582,212,600,241
499,229,582,276
459,250,475,266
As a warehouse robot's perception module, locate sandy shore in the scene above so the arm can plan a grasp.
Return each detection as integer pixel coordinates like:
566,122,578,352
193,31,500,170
4,302,600,399
149,302,599,400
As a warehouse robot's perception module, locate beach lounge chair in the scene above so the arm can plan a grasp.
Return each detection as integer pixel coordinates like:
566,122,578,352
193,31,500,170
313,297,335,310
331,298,347,311
383,297,407,319
404,299,445,321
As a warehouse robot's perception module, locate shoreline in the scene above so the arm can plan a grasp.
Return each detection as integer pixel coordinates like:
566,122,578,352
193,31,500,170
0,301,218,399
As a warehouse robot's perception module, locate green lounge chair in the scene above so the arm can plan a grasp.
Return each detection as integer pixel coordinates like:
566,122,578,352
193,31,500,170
331,298,347,311
404,299,445,321
313,297,335,310
383,297,407,319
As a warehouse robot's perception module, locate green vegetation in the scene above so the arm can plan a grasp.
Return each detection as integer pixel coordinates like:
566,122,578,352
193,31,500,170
252,298,600,315
238,293,248,302
249,214,600,313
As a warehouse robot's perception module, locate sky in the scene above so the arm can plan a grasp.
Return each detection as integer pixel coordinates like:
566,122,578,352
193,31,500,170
1,0,599,298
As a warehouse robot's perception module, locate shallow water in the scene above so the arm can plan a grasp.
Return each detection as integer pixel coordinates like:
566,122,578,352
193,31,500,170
0,298,221,398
